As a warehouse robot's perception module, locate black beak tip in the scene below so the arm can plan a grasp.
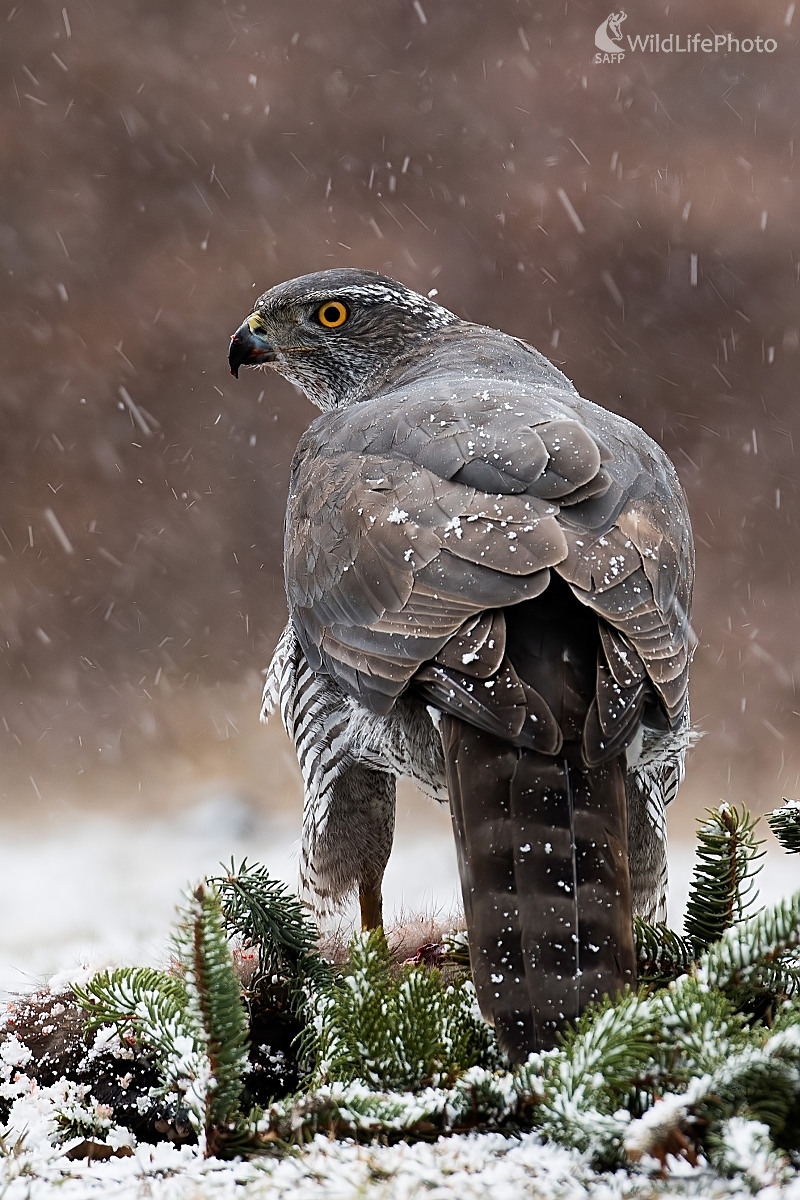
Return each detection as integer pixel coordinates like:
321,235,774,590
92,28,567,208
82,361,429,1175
228,324,276,379
228,333,242,379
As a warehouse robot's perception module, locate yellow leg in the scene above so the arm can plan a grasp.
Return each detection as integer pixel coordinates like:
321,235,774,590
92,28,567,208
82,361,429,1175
359,883,383,931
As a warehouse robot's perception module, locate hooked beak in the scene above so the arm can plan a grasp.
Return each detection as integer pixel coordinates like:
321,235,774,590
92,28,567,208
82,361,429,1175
228,316,278,378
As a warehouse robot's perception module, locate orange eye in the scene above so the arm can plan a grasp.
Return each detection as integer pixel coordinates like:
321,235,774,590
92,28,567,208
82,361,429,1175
316,300,349,328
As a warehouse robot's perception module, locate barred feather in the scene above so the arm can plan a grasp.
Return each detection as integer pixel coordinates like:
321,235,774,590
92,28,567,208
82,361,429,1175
264,621,688,929
263,624,444,914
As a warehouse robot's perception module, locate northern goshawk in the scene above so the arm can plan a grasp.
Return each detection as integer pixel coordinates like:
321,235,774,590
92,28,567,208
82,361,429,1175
229,268,694,1061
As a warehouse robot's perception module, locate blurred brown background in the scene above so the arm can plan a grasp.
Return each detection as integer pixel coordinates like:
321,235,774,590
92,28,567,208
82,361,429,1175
2,0,798,834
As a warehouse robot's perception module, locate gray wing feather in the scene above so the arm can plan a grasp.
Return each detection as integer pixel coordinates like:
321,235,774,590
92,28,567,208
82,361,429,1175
286,363,693,757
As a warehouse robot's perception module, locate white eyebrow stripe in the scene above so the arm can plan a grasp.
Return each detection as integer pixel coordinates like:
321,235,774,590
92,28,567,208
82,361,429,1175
259,282,458,325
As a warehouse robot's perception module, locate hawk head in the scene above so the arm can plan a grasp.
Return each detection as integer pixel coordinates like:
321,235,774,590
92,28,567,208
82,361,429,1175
228,268,457,410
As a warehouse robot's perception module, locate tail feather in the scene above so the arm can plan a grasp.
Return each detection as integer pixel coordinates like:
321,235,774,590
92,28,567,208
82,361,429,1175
442,714,636,1060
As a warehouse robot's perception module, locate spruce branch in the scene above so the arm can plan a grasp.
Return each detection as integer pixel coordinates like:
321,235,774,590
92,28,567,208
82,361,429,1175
634,918,695,988
310,928,395,1089
73,965,207,1136
767,799,800,856
74,967,188,1037
740,951,800,1009
439,979,500,1077
536,991,660,1162
392,968,452,1089
690,1025,800,1158
656,976,746,1077
770,996,800,1036
684,803,765,951
624,1077,708,1169
207,859,329,1005
708,1116,793,1189
551,991,658,1103
306,929,500,1093
696,890,800,995
172,883,252,1155
75,887,253,1154
264,1067,529,1143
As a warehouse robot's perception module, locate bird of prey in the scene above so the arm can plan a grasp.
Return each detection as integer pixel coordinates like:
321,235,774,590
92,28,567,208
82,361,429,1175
229,268,694,1061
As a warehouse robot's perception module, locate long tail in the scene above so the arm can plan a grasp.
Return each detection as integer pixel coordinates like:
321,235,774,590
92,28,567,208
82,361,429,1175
442,715,636,1062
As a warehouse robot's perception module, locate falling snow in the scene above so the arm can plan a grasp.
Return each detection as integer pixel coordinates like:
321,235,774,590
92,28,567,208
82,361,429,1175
3,1,798,1192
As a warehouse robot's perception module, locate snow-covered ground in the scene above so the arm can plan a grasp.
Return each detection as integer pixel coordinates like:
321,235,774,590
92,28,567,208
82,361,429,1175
2,1126,799,1199
2,796,798,1198
0,789,463,997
